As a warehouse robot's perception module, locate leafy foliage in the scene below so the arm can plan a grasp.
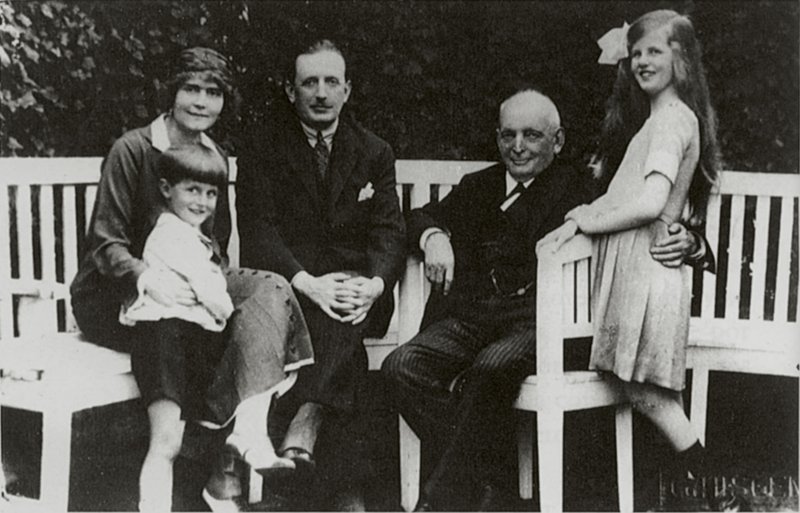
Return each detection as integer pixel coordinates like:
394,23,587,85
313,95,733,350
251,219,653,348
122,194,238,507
0,0,249,155
1,0,797,174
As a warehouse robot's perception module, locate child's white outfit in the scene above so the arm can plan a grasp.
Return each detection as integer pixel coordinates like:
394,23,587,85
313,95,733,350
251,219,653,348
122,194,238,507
589,100,700,391
120,211,234,331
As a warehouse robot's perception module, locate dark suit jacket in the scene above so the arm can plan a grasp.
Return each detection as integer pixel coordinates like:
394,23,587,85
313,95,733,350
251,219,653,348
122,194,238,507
407,160,594,327
236,110,406,336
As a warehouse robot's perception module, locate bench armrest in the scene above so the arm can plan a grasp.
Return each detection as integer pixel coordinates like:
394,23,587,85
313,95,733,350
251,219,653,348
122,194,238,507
1,279,70,338
398,255,425,345
535,234,593,377
535,234,593,265
4,278,70,300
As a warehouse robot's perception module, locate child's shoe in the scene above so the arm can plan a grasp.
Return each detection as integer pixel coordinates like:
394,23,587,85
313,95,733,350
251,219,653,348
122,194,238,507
225,433,295,474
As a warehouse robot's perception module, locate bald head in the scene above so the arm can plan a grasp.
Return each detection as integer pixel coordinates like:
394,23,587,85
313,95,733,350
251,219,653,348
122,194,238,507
496,89,564,181
498,90,561,130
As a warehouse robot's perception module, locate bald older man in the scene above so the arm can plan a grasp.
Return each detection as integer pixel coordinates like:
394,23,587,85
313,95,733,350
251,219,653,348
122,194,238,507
382,88,708,511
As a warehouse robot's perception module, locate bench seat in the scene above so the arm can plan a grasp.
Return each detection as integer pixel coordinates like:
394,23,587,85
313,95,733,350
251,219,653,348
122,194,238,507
514,371,626,411
1,335,136,410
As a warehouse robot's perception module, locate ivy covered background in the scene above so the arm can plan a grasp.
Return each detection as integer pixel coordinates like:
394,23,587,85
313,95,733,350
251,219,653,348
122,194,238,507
1,0,798,175
1,2,797,510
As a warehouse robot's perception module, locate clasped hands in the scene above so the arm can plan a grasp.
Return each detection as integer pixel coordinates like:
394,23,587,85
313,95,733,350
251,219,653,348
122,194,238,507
292,271,385,324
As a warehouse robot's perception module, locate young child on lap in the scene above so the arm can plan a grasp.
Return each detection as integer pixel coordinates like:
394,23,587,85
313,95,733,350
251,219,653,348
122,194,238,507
124,144,297,512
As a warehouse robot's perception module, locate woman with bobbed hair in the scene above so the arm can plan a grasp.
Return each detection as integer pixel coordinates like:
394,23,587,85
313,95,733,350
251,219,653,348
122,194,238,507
70,47,313,512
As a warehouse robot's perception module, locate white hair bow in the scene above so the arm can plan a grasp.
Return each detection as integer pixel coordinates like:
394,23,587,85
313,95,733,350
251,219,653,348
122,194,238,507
597,22,630,65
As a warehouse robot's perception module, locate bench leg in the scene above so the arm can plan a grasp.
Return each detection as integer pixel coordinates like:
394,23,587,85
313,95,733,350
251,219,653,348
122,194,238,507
615,404,634,513
39,406,72,512
399,415,420,512
690,368,709,446
517,413,535,500
537,409,563,513
248,468,262,504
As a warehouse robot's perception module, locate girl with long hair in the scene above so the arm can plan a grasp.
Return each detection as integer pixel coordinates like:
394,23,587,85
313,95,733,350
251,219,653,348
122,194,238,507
539,9,731,508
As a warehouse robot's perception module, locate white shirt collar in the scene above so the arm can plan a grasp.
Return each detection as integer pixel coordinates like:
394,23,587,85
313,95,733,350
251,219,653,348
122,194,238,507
299,118,339,150
505,172,535,195
150,114,218,153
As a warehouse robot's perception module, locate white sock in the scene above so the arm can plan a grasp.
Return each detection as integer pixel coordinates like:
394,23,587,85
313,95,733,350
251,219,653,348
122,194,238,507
226,378,298,469
138,497,171,512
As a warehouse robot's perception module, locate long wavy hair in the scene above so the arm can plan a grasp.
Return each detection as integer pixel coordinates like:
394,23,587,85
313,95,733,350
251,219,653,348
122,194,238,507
591,10,720,224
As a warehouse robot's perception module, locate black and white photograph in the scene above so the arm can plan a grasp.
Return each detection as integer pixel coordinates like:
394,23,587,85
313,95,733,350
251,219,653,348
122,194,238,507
1,1,797,512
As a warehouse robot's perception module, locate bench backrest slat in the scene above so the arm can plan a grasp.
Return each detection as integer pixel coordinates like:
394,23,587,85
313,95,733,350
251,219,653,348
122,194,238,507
1,160,797,355
724,194,746,320
0,185,12,339
85,185,97,239
16,185,35,280
700,193,722,319
694,172,800,324
40,185,57,285
749,195,771,321
774,197,796,323
62,185,80,331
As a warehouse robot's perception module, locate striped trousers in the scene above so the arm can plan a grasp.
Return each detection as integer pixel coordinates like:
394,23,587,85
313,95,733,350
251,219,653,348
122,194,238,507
382,294,537,508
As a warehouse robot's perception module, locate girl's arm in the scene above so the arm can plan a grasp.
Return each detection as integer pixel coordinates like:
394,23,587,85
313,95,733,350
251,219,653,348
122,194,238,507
568,172,672,234
575,104,696,235
537,172,671,253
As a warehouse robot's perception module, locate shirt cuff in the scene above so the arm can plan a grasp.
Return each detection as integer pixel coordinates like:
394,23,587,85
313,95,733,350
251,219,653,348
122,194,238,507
420,227,448,251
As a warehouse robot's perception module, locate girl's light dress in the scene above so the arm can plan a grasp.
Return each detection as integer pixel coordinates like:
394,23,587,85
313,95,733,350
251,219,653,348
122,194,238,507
589,100,700,391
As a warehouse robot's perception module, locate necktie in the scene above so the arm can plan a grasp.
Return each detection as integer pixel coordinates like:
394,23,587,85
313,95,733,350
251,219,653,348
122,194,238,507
508,182,526,199
315,131,329,179
500,182,527,211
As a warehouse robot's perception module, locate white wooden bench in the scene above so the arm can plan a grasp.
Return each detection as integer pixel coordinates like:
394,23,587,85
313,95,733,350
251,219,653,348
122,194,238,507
511,171,800,512
686,172,800,448
366,168,800,512
0,157,485,512
1,158,798,512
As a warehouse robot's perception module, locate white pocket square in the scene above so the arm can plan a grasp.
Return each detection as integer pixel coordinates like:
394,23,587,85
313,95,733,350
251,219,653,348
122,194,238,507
358,182,375,202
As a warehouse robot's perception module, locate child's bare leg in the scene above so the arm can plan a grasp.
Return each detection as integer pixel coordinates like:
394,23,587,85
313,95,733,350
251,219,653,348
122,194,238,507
226,373,297,470
620,379,727,506
622,380,698,451
139,399,185,512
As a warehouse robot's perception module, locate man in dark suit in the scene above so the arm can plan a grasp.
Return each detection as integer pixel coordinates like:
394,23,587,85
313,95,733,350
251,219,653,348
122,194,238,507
235,39,405,509
381,88,708,511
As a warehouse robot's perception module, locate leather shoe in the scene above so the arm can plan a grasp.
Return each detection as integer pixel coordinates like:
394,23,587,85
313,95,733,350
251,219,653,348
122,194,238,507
281,447,315,467
280,446,316,483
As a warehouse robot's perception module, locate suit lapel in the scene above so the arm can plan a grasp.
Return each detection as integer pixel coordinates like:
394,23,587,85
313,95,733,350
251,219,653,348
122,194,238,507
490,166,508,206
327,121,359,213
506,161,574,240
284,121,321,206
